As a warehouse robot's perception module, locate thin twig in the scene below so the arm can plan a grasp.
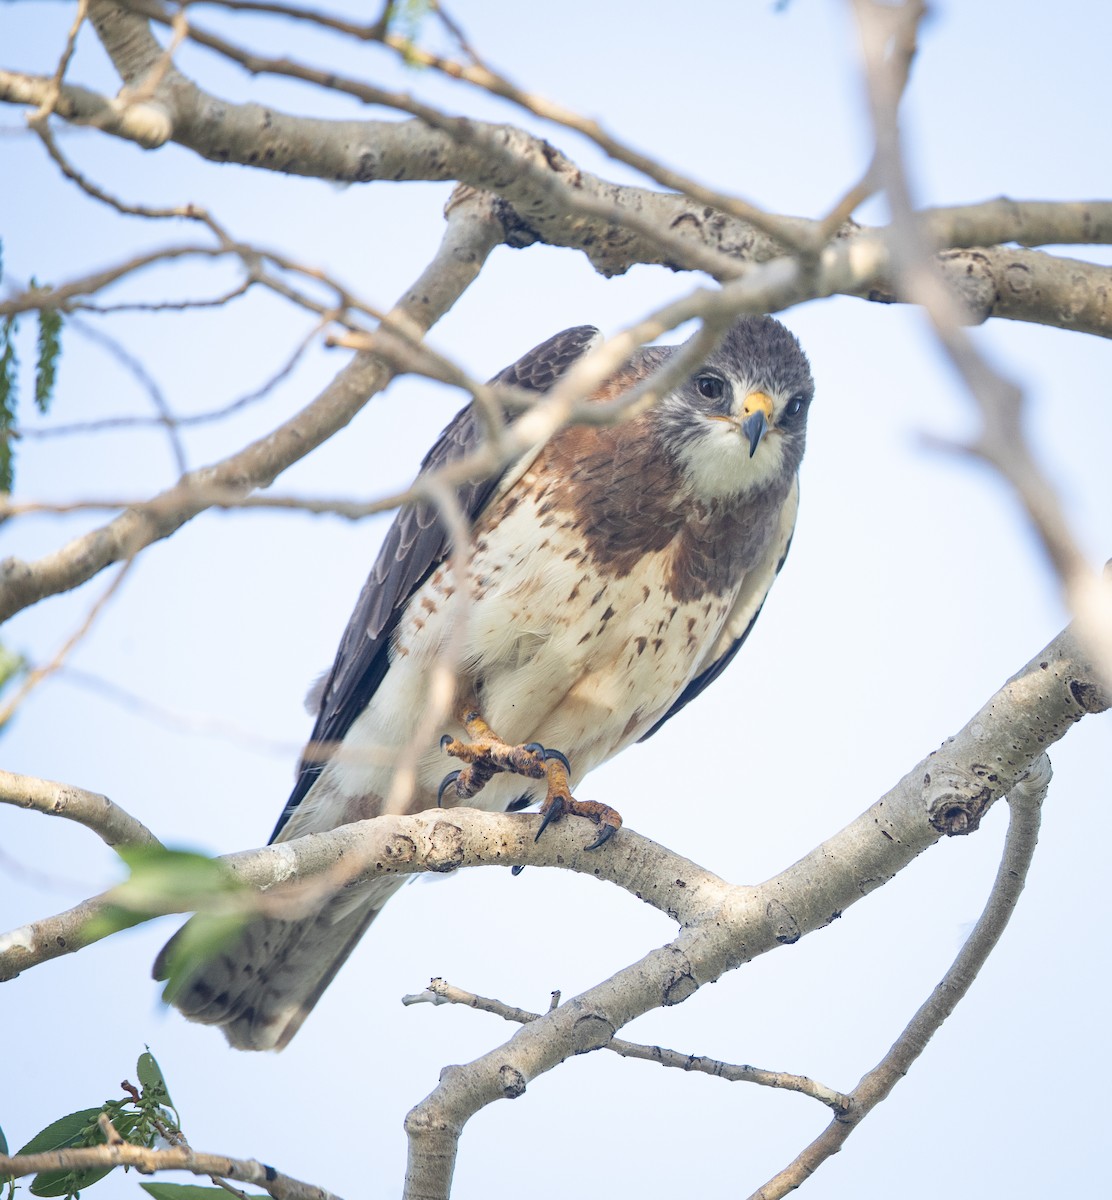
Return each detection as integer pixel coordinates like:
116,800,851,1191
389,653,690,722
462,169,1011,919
405,978,851,1111
0,558,136,726
64,312,189,472
0,188,505,623
30,0,89,122
17,313,327,442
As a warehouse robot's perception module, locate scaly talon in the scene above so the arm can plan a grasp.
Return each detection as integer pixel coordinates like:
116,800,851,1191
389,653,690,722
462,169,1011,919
437,770,462,807
541,747,571,773
534,750,621,849
585,821,618,850
534,796,565,841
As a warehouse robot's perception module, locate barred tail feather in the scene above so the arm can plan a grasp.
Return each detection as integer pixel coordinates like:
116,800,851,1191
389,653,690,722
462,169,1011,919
154,879,404,1051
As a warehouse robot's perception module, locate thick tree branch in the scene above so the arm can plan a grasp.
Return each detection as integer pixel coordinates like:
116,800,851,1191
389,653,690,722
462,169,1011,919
398,624,1104,1198
7,37,1112,333
1,620,1104,983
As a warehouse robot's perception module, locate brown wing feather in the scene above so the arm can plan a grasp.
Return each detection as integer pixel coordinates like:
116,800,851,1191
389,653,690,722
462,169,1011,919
270,325,602,839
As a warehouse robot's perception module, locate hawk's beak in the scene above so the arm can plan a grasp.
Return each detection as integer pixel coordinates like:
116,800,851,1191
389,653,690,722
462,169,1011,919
740,391,773,458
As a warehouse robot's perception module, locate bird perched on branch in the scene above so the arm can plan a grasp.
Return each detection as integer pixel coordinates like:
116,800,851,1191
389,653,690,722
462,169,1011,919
156,314,814,1050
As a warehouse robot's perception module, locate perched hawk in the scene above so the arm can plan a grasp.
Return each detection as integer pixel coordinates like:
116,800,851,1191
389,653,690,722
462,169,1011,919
157,315,814,1050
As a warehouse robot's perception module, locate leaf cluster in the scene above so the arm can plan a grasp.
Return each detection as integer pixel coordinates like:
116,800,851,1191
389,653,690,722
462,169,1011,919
0,240,64,493
1,1053,264,1200
2,1053,175,1199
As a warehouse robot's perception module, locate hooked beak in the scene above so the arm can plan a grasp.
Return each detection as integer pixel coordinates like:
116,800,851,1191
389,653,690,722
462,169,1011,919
740,391,773,457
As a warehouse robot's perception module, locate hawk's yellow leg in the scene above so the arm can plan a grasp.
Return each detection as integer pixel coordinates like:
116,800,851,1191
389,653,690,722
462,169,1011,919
438,701,621,849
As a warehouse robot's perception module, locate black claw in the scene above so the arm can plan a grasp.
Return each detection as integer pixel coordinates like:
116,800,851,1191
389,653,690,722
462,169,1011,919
437,770,462,807
542,748,572,774
585,822,617,851
511,864,526,877
440,734,453,752
522,741,545,757
534,799,564,842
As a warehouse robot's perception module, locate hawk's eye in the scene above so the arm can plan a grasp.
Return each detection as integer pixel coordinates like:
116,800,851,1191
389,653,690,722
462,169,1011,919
695,374,725,401
783,394,808,419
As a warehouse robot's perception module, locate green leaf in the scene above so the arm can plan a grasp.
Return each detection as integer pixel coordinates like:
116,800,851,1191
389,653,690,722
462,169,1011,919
0,642,25,691
29,1165,114,1197
81,901,152,942
17,1108,113,1199
0,1122,8,1155
15,1110,104,1158
0,313,18,494
34,306,62,414
396,0,432,42
136,1051,174,1111
84,847,248,942
141,1186,268,1200
156,911,249,1005
86,846,248,943
113,845,243,906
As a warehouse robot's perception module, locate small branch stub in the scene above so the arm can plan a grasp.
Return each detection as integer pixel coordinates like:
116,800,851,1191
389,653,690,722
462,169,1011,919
921,767,993,836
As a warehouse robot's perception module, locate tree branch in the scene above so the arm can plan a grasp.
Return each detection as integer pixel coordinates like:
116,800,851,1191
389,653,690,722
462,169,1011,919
1,619,1103,982
0,1141,341,1200
0,768,159,848
8,26,1112,332
749,755,1050,1200
0,188,504,623
405,977,851,1112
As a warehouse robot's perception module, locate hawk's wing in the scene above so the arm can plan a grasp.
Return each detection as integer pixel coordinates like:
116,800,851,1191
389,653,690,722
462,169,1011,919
270,325,602,840
638,478,799,743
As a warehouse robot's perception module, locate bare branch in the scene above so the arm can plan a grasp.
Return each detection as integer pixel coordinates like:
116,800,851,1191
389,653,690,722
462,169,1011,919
406,977,851,1112
749,756,1050,1200
394,610,1105,1198
43,313,189,471
0,1141,341,1200
0,67,172,145
30,114,199,222
29,0,89,124
8,42,1112,334
0,768,159,848
0,188,504,623
0,246,228,315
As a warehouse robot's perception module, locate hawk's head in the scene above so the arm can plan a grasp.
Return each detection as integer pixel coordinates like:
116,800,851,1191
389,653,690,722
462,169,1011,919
657,315,814,500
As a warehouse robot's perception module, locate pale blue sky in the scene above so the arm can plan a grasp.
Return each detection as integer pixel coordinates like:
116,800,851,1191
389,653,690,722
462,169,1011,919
2,3,1110,1198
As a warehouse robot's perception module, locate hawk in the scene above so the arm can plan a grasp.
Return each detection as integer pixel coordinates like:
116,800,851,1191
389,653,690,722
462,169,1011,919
156,314,814,1049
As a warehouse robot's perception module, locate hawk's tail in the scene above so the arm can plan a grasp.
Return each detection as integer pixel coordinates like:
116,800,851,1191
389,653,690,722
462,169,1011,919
153,879,404,1051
